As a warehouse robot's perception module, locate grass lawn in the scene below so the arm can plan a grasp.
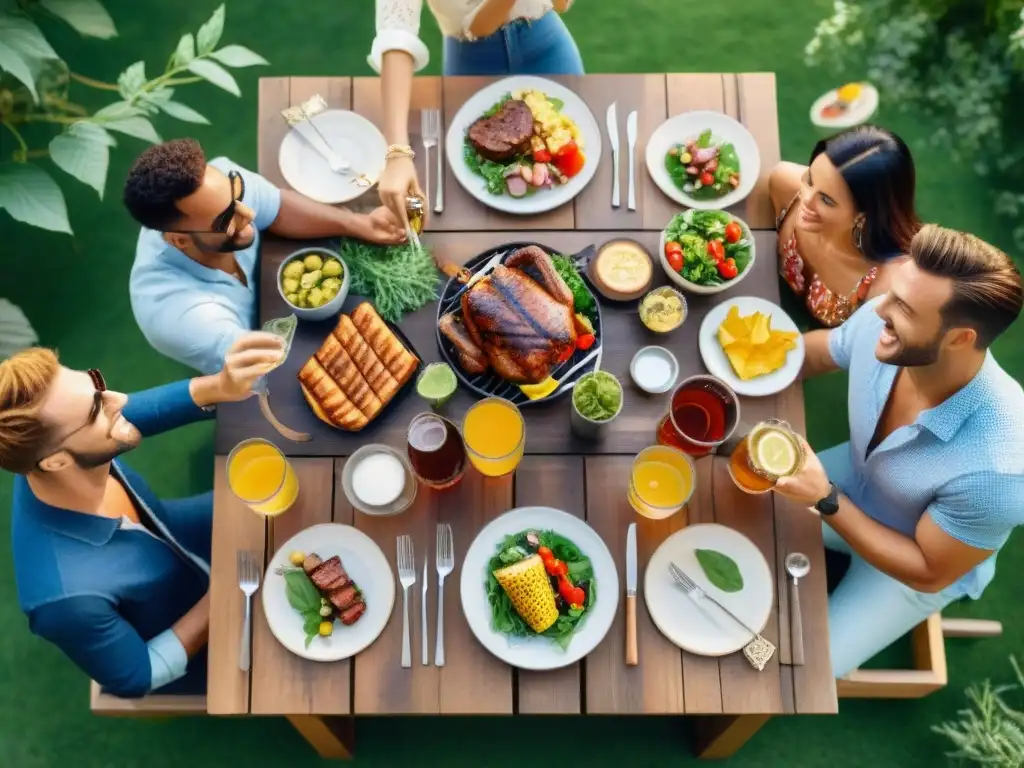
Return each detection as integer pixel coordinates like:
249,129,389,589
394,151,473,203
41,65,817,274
1,1,1021,766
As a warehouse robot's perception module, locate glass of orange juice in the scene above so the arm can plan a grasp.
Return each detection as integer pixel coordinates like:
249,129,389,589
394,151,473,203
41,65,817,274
462,397,525,477
226,438,299,516
628,445,695,520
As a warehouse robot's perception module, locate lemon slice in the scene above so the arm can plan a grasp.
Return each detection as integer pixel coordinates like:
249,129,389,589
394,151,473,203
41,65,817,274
837,83,862,103
755,430,799,477
520,376,559,400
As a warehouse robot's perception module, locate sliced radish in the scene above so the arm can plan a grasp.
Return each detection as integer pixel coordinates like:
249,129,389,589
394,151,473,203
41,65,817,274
506,175,528,197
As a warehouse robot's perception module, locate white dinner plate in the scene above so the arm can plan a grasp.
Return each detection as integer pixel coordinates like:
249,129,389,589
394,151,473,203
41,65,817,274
446,75,602,215
646,110,760,211
698,296,805,397
810,84,879,129
278,110,387,204
645,524,773,656
262,523,394,662
460,506,619,670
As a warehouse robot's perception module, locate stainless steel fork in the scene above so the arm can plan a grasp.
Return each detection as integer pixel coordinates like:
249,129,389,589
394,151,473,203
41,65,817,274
668,561,758,638
434,523,454,667
237,550,260,671
397,535,416,669
421,109,441,214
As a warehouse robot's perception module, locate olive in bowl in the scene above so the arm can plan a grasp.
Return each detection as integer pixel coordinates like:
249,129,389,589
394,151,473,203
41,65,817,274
277,247,350,321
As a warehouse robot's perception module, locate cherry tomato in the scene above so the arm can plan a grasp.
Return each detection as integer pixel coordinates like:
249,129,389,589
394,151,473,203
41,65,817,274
554,146,585,178
724,221,743,244
707,239,726,262
537,546,553,561
557,577,586,608
533,148,552,163
576,333,596,351
666,250,683,273
545,558,568,577
665,241,683,258
700,171,715,186
718,258,738,279
555,140,578,158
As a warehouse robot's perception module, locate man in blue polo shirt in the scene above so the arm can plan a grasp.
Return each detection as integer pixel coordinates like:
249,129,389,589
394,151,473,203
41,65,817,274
774,224,1024,678
2,331,282,697
126,138,405,375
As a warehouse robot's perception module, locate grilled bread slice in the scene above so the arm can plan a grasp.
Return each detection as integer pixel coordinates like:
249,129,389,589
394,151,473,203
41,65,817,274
297,357,369,431
351,302,419,386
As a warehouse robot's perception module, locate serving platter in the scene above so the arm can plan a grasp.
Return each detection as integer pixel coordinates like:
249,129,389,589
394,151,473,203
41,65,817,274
435,242,604,407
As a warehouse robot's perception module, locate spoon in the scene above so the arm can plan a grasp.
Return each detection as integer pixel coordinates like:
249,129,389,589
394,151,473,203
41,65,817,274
785,552,811,666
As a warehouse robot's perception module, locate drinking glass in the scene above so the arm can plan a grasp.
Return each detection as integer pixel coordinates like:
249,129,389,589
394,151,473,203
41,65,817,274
463,397,525,477
656,375,741,457
226,438,299,516
406,413,466,490
727,419,806,494
628,445,696,520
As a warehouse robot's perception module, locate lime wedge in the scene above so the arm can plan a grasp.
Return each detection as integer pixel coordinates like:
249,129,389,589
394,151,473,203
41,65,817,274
755,430,799,477
417,363,457,407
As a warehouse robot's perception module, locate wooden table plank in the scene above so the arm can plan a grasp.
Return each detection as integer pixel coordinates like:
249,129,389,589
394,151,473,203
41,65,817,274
737,73,781,232
251,458,349,715
207,458,266,715
514,456,585,714
257,77,291,188
584,456,685,714
440,76,577,232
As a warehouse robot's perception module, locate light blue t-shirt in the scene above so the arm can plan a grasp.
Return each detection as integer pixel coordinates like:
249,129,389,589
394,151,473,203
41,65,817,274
821,297,1024,598
129,157,282,375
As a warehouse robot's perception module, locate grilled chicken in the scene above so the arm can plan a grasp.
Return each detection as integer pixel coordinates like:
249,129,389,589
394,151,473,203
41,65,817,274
438,246,577,384
302,553,366,626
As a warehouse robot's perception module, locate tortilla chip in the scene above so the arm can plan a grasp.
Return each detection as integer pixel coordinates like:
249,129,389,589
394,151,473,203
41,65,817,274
717,306,798,380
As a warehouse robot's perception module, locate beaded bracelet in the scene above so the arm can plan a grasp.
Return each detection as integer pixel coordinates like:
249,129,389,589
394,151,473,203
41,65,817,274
386,144,416,161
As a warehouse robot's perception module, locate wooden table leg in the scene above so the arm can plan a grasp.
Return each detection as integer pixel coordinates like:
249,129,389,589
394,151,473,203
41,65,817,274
693,714,772,759
287,715,355,760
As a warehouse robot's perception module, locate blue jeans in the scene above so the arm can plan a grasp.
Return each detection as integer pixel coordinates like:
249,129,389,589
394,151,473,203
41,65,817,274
443,12,584,76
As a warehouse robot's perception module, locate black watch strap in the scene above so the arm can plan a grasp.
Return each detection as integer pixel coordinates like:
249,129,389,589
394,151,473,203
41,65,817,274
814,482,840,516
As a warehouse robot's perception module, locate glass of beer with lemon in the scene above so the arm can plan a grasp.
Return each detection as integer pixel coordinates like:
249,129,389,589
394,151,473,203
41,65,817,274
727,420,804,494
227,438,300,515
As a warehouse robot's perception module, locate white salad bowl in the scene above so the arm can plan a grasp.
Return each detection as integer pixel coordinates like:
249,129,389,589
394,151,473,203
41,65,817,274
658,213,757,295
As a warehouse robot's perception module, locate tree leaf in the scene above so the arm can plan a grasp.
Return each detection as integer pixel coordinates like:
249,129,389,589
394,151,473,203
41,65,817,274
0,163,71,234
102,116,161,143
0,299,40,360
0,37,39,101
172,33,194,67
117,60,146,100
0,14,59,61
209,44,267,68
187,59,239,96
694,549,744,593
93,100,144,120
195,4,225,55
39,0,117,39
159,100,209,124
49,122,113,198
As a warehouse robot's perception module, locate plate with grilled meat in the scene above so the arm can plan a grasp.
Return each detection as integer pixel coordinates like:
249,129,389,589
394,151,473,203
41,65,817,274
265,523,394,662
298,301,421,431
446,75,602,215
436,243,603,406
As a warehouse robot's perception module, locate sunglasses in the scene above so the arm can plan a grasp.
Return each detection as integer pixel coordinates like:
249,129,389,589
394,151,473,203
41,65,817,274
168,171,246,236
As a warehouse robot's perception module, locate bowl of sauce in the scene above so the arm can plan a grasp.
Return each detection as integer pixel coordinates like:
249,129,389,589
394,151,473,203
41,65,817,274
342,444,417,516
588,239,654,301
639,286,687,333
630,346,679,395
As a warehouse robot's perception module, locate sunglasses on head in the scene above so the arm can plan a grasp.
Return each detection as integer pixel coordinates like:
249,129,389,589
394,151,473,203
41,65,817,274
167,170,246,235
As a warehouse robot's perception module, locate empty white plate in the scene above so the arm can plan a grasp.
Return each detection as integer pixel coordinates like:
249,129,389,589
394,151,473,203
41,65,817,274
278,110,386,204
645,523,773,657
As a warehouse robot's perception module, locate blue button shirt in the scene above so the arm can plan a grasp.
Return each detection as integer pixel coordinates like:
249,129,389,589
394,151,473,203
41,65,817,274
823,298,1024,598
129,157,282,375
11,381,214,697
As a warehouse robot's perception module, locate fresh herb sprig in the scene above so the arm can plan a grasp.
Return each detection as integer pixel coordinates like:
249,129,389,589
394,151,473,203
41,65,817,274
283,569,324,647
334,240,440,324
695,549,744,593
551,254,597,323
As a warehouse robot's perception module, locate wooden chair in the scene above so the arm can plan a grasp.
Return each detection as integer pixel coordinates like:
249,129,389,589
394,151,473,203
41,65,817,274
836,614,1003,699
90,681,207,717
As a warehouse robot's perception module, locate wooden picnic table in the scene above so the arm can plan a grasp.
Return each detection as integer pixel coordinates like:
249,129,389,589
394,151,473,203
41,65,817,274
207,73,838,760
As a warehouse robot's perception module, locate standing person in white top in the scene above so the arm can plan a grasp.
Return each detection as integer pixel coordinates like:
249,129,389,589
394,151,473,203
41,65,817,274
371,0,583,226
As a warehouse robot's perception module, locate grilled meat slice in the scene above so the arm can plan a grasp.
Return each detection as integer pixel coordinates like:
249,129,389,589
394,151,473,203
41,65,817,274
302,554,324,574
438,313,488,374
467,99,534,162
328,584,361,612
339,601,366,625
309,555,349,592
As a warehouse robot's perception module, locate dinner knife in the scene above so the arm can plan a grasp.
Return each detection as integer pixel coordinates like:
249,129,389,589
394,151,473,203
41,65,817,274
626,111,638,211
606,102,620,208
421,556,429,666
625,523,638,665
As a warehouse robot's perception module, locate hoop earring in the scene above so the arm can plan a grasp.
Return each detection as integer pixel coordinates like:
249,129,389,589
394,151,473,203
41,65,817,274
853,219,865,253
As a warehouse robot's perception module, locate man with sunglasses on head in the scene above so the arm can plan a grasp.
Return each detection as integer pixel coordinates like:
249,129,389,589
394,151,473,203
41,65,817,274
2,331,283,697
125,138,406,375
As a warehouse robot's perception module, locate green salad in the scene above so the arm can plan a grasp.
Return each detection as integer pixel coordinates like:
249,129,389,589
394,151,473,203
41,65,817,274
663,210,752,287
551,254,597,323
664,129,741,200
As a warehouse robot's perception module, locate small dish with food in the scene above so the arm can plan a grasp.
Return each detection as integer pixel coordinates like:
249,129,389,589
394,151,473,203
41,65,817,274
658,210,756,295
588,239,653,301
277,247,350,321
341,444,417,516
630,346,679,395
639,286,687,333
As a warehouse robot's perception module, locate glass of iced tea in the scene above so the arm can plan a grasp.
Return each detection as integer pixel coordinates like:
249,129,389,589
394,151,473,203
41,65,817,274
728,420,805,494
406,413,467,490
227,438,299,516
656,375,741,457
463,397,525,477
628,445,696,520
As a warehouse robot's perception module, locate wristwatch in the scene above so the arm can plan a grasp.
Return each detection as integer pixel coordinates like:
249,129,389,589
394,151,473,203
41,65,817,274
814,482,840,516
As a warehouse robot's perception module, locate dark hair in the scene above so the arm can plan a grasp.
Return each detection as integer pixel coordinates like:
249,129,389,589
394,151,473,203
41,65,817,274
811,125,921,262
911,224,1023,348
123,138,207,231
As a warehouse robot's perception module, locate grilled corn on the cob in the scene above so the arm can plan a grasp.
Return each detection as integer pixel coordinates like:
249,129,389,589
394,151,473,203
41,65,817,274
493,554,559,633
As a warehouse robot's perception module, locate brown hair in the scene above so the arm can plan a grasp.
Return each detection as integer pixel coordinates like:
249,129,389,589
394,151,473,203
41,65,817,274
911,224,1023,348
0,348,60,474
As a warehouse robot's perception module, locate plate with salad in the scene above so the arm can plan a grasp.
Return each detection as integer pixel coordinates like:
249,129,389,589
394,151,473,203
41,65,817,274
446,75,602,215
460,506,618,670
646,111,760,210
659,210,756,295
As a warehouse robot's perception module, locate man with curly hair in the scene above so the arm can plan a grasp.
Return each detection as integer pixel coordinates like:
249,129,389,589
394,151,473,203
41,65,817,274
125,138,405,374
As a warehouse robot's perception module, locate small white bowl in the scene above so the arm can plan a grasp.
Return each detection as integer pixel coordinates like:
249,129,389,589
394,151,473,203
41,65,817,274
658,214,756,296
630,346,679,394
277,247,350,321
341,444,417,517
